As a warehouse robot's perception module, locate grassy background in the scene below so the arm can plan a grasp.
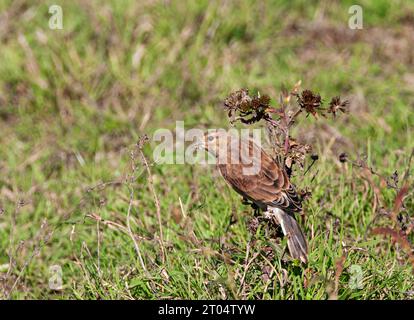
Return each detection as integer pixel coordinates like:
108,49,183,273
0,0,414,299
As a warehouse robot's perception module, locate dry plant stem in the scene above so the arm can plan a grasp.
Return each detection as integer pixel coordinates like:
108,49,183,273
6,204,17,278
5,200,24,297
138,148,166,264
126,187,150,278
87,213,129,234
371,227,414,272
85,180,123,193
289,108,302,125
6,221,52,300
86,213,153,242
237,241,250,298
303,158,317,176
260,254,277,299
361,149,413,238
6,250,39,300
391,185,409,223
77,242,100,296
238,242,260,299
96,219,101,275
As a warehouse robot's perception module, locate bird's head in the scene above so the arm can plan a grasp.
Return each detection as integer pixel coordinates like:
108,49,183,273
196,129,262,174
196,130,231,158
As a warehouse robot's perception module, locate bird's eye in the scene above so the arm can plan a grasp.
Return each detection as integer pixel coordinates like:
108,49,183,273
208,136,214,141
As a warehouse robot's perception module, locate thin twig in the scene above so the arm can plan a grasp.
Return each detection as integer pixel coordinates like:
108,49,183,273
96,219,101,275
126,187,150,278
137,142,166,264
237,242,260,298
303,157,317,176
6,219,52,299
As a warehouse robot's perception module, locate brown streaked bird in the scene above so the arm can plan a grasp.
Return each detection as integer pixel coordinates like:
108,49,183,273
199,130,308,263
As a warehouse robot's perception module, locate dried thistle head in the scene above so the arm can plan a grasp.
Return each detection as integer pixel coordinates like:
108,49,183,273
297,90,324,118
251,94,271,111
328,96,349,118
223,89,272,125
339,152,348,163
223,88,252,114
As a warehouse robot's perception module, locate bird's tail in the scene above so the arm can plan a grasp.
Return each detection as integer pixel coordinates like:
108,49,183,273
271,207,308,264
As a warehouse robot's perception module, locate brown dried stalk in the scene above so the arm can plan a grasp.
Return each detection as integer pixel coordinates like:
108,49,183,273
137,135,166,264
371,227,414,272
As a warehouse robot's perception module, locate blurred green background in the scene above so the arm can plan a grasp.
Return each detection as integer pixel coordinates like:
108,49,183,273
0,0,413,299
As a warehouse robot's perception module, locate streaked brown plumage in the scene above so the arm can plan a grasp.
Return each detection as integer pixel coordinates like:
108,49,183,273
201,131,308,263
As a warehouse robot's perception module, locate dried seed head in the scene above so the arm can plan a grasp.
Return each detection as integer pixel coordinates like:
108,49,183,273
223,88,251,112
137,134,149,149
391,171,399,185
328,96,349,118
339,152,348,163
251,94,271,110
311,153,319,161
224,89,272,125
297,90,324,117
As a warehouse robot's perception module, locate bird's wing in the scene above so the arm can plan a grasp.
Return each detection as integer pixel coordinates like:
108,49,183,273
218,139,302,213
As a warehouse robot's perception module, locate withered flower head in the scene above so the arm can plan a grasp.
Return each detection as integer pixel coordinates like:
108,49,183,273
223,89,272,125
339,152,348,163
328,96,349,118
224,89,271,112
297,90,324,117
311,153,319,161
251,94,271,110
223,88,252,113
